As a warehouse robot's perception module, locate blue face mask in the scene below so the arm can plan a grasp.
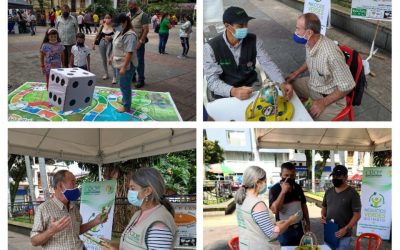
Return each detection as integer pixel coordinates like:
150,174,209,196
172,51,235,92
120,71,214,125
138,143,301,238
230,27,248,40
127,190,143,207
259,183,267,194
293,32,308,44
63,186,81,201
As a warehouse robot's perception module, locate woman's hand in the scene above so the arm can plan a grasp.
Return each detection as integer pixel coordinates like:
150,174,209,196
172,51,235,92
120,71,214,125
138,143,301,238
92,44,96,50
119,66,126,76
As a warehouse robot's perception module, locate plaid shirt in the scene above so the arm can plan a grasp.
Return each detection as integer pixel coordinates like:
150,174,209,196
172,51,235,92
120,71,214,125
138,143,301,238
31,197,84,250
305,35,355,95
56,15,78,46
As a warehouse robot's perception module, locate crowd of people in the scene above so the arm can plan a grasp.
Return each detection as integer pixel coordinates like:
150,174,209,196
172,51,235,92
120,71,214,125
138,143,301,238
33,0,195,114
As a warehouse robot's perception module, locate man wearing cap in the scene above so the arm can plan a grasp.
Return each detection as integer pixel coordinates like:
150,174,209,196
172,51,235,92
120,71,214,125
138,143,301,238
204,6,290,100
127,0,150,88
321,165,361,250
31,170,107,249
269,162,310,246
284,13,355,121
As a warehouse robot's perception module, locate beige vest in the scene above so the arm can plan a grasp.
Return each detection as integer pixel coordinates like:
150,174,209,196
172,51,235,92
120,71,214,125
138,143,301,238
119,205,177,250
112,30,138,69
236,196,280,250
127,9,145,38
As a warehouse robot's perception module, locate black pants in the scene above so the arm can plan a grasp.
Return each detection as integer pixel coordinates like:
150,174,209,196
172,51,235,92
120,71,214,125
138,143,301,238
85,23,92,34
79,23,84,33
72,64,88,71
63,45,73,67
180,37,189,56
277,222,304,246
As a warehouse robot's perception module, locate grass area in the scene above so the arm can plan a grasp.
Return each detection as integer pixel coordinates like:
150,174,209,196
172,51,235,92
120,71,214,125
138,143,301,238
9,215,34,225
332,0,351,9
204,197,230,205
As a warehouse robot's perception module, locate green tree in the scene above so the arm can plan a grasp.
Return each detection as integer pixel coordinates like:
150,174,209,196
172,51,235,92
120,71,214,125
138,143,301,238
86,0,117,17
203,139,224,164
316,150,330,178
8,155,28,211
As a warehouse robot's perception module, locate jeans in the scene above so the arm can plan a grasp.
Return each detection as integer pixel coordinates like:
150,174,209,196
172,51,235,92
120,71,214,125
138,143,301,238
326,236,352,250
99,39,115,78
30,22,36,35
115,63,135,110
277,222,304,246
158,33,169,54
133,43,145,81
180,37,189,56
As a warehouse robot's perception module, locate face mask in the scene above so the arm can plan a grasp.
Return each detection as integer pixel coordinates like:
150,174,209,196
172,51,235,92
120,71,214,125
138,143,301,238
231,27,248,40
115,25,123,32
127,190,144,207
293,32,308,44
259,183,267,194
281,178,296,186
62,12,69,18
332,178,344,187
77,42,84,47
62,186,80,201
105,19,111,24
130,8,138,15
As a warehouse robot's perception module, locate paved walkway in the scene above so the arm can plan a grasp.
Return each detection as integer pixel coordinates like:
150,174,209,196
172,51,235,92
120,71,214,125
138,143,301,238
8,24,196,121
8,231,40,250
206,0,391,121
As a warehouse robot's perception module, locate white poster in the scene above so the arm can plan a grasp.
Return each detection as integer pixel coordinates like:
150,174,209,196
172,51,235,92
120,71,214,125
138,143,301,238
204,0,224,23
357,167,392,240
304,0,331,35
351,0,392,21
173,203,197,249
80,180,117,249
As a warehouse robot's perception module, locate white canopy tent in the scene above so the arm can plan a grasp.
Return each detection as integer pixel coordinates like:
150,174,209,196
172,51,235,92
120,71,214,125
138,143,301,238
256,128,391,152
8,128,196,203
9,128,196,164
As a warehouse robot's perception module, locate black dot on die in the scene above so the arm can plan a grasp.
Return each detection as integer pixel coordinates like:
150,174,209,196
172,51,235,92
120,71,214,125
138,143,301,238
67,73,74,76
58,97,62,105
83,72,89,75
85,97,91,103
69,99,76,106
61,79,65,86
57,68,64,71
53,94,57,102
73,81,79,88
88,80,93,86
73,68,79,70
56,76,60,83
51,74,55,81
49,92,53,98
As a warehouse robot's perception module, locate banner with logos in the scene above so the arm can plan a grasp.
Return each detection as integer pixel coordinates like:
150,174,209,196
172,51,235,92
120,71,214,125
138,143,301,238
80,180,117,250
304,0,331,35
173,203,197,249
351,0,392,21
357,167,391,240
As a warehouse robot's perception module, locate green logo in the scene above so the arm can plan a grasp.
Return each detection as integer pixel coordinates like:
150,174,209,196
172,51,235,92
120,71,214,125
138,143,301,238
352,8,367,17
219,58,231,66
314,0,321,2
369,192,384,208
236,10,245,16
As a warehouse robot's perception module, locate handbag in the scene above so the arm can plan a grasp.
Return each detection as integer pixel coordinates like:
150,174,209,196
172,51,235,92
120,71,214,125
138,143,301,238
295,232,320,250
94,25,104,45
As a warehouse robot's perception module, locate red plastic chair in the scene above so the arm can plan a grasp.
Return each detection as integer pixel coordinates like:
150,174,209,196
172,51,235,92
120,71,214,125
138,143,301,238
332,45,363,121
356,233,382,250
228,236,239,250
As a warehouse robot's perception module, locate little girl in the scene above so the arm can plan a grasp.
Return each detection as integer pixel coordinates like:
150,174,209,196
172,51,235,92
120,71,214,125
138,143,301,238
40,28,65,89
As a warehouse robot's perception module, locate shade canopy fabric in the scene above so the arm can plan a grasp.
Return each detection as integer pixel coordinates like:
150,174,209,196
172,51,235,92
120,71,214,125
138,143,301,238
256,128,391,152
9,128,196,164
8,0,33,9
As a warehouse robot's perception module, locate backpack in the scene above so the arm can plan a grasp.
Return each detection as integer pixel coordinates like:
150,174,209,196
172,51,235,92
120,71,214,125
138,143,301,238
338,44,367,106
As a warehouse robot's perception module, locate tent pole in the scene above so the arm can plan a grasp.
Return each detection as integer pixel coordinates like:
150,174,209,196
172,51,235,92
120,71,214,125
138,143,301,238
251,129,260,162
38,157,50,200
24,156,36,206
312,150,315,193
98,164,103,181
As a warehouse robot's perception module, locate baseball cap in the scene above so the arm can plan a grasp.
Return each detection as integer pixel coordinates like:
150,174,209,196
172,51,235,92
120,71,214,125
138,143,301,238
330,165,348,177
223,6,255,24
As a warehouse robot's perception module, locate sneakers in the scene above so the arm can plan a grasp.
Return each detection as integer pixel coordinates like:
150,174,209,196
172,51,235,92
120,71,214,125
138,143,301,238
102,75,109,80
177,55,185,59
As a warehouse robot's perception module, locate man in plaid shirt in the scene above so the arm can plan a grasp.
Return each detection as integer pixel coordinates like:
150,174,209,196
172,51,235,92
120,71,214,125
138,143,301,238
282,13,355,121
30,170,107,250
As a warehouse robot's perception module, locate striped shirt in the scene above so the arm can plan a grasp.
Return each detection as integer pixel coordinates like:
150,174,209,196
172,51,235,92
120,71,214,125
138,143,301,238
204,30,285,97
252,210,275,239
30,197,84,250
146,227,174,249
305,35,355,95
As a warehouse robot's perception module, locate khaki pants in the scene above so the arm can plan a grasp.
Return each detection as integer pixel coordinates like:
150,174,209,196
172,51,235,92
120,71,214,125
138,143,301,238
293,77,346,121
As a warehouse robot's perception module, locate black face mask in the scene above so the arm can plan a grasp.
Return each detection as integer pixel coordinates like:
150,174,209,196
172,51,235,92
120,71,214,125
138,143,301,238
77,42,84,47
281,178,296,186
332,178,344,187
130,8,138,15
62,12,69,18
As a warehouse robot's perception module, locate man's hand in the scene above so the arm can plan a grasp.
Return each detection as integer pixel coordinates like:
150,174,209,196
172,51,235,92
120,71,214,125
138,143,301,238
48,216,71,235
304,223,310,232
280,83,293,101
310,99,326,118
280,177,291,194
335,226,348,238
94,211,108,226
231,86,253,100
285,72,298,83
320,214,327,224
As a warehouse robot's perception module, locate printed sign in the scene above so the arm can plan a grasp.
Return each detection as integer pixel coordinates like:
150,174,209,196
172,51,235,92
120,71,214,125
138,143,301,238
304,0,331,35
351,0,391,21
173,203,197,249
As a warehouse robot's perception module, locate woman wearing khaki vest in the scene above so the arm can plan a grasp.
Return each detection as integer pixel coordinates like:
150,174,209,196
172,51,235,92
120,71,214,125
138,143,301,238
104,168,177,250
235,166,300,250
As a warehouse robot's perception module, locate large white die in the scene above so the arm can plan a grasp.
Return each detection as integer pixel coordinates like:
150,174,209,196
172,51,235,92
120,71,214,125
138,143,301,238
48,68,96,112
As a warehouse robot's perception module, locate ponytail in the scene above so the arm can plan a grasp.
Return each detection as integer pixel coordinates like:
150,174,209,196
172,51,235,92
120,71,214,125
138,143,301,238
235,166,266,205
235,186,247,205
160,196,175,217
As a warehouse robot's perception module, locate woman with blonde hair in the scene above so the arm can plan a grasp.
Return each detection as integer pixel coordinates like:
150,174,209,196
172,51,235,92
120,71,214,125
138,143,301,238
104,168,177,250
235,166,300,250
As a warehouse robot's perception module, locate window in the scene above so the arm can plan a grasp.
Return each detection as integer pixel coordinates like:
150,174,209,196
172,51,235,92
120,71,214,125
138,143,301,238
226,130,246,146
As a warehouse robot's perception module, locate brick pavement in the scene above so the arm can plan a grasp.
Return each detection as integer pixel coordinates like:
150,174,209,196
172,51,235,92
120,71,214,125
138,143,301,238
8,25,196,121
